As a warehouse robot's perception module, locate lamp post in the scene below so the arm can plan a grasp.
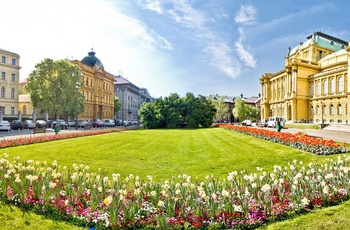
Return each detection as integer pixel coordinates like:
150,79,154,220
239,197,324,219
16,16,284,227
321,101,324,128
74,72,80,130
121,88,125,126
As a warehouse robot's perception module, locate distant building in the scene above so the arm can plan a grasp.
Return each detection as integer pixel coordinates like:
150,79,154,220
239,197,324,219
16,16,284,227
114,75,153,121
260,31,350,124
71,49,115,121
0,48,20,118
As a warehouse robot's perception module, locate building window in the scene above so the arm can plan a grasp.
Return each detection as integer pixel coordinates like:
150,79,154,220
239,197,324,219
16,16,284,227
323,79,328,94
323,104,326,116
11,88,15,99
11,73,15,81
1,72,5,80
310,83,314,96
12,58,16,66
338,104,342,115
23,105,27,115
90,79,92,87
338,76,343,93
86,78,89,86
330,78,335,93
318,50,323,60
1,87,5,98
330,104,334,115
316,81,321,95
11,107,15,115
0,106,5,115
1,56,5,63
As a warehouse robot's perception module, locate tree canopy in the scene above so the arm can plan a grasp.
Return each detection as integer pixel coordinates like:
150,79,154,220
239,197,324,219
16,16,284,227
138,93,216,129
25,58,85,119
114,96,121,116
233,98,260,122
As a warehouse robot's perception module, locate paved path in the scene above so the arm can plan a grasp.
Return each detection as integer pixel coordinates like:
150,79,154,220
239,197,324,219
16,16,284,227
280,127,350,143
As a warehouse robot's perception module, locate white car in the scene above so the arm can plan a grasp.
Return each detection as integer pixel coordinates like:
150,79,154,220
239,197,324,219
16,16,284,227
104,119,115,127
242,119,252,126
267,117,285,128
0,121,11,131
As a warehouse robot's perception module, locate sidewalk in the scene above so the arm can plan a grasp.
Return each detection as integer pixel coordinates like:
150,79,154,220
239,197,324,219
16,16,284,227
281,127,350,143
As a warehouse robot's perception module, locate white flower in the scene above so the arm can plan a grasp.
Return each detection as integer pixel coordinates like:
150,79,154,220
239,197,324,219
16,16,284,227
158,200,165,207
323,186,329,194
301,197,309,206
261,184,271,193
233,205,242,212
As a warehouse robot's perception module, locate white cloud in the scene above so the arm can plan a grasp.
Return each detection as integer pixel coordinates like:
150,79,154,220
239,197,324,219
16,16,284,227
136,0,163,14
234,41,256,68
234,4,257,25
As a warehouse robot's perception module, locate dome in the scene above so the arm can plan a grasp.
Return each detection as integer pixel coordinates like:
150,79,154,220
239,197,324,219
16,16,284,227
81,49,103,67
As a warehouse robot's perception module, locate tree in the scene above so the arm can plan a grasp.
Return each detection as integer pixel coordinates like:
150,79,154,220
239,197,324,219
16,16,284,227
138,93,216,129
233,98,260,122
114,96,121,117
25,58,84,119
211,95,229,122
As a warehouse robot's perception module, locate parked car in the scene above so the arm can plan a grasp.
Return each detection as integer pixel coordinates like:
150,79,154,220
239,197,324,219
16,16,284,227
267,117,285,128
114,119,122,126
11,120,24,130
261,119,268,127
52,119,68,129
23,120,37,129
67,120,76,127
92,119,103,127
0,121,11,131
36,120,47,128
76,120,90,128
46,120,55,128
104,119,115,127
241,119,252,126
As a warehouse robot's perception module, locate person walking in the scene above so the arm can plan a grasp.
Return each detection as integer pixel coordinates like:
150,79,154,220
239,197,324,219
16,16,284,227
276,121,282,132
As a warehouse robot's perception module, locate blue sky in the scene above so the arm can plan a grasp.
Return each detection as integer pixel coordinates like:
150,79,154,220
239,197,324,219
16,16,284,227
1,0,349,98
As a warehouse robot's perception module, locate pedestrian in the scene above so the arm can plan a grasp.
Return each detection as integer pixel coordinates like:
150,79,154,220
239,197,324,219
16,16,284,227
276,121,281,132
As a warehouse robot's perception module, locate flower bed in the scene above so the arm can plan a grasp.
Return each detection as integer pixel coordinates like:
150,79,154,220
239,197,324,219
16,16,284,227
1,153,350,229
0,128,126,149
215,124,349,155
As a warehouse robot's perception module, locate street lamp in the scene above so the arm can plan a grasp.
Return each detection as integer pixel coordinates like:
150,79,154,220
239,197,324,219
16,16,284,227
321,101,324,128
121,88,125,126
74,72,80,130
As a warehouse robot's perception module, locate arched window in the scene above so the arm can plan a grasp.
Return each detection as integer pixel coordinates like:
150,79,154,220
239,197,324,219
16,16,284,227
338,76,343,93
330,78,335,93
323,79,328,94
23,105,27,115
316,81,321,95
310,83,314,96
11,88,15,99
338,104,342,115
317,105,320,115
1,87,5,98
330,104,334,115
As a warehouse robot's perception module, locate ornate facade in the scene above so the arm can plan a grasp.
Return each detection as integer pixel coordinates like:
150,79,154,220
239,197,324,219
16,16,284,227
72,50,114,121
260,32,350,124
0,48,20,117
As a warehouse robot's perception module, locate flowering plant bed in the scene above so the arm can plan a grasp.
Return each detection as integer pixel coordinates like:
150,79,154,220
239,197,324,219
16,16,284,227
0,128,126,149
215,124,349,155
1,153,350,229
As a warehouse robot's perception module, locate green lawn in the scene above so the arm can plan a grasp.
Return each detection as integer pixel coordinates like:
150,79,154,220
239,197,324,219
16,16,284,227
0,127,348,229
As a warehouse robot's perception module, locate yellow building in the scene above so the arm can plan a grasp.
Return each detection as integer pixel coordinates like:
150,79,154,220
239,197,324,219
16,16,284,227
72,49,114,121
20,49,115,121
0,48,20,117
260,32,349,124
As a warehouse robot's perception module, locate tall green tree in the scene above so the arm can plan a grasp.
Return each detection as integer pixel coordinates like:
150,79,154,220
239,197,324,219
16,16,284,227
138,93,216,129
211,95,229,122
25,58,84,119
232,98,260,122
114,96,121,117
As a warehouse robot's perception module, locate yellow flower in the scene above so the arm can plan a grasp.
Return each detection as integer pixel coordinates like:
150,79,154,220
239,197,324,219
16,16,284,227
104,195,113,206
